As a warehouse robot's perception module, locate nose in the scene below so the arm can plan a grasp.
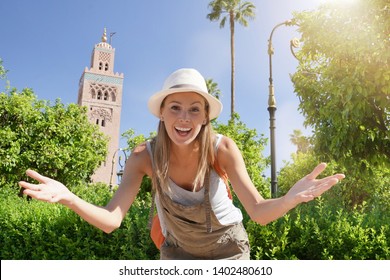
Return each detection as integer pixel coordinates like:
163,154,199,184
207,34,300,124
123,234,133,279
178,110,190,122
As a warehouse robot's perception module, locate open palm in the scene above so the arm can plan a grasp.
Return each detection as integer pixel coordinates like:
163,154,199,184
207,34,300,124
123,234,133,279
19,170,74,204
286,163,345,205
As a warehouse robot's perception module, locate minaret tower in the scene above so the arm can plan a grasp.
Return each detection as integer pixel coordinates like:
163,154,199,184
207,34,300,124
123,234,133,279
78,28,124,184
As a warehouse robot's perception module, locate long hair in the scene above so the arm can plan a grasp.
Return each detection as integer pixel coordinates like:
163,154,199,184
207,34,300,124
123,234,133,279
151,97,215,193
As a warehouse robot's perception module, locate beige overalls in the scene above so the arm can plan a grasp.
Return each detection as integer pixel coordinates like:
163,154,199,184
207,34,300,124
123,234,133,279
149,141,250,260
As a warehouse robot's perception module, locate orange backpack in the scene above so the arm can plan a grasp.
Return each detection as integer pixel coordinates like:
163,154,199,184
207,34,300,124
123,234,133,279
150,160,232,249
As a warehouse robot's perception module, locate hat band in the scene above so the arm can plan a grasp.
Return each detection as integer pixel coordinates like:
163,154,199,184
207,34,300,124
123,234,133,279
169,84,205,92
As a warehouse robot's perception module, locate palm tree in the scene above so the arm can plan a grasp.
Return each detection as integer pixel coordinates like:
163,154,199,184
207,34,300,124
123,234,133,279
206,78,222,100
207,0,256,119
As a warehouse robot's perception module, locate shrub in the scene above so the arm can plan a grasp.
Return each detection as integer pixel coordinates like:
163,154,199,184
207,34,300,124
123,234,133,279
247,197,390,260
0,184,159,260
0,89,107,190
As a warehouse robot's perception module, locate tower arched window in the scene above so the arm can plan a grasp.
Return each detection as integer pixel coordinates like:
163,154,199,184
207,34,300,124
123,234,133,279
105,63,109,71
101,119,106,127
96,119,99,125
111,92,116,102
91,89,96,99
104,92,109,101
97,90,102,100
99,62,103,70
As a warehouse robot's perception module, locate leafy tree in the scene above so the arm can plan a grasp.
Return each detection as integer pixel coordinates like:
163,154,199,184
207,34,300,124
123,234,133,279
0,88,108,190
122,128,155,152
0,58,6,80
207,0,256,118
289,129,311,153
291,0,389,204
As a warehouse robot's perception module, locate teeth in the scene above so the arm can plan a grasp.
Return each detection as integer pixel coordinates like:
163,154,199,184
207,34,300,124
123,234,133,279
175,127,191,132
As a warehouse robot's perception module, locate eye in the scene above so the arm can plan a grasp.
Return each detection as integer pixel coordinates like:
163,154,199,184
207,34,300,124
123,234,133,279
190,106,201,113
170,105,181,111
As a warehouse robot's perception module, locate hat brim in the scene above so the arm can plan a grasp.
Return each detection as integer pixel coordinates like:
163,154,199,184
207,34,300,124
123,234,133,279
148,88,223,120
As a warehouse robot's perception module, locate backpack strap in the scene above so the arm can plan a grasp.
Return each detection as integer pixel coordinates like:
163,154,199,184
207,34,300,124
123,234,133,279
212,159,233,200
213,134,233,200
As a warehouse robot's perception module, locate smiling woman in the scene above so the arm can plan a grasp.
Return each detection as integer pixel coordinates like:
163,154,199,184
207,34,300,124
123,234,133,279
19,68,345,260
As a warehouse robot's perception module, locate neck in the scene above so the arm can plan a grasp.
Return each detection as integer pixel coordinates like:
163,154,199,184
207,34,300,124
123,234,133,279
170,141,199,164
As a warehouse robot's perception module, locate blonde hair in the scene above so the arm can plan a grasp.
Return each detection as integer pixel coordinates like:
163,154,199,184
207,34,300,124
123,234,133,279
151,96,215,193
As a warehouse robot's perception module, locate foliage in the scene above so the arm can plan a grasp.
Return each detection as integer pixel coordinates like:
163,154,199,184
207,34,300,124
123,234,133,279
289,129,312,154
206,78,222,100
0,58,7,80
292,0,390,204
292,0,389,167
2,182,389,260
0,185,159,260
275,151,390,260
0,89,108,189
122,128,156,152
207,0,256,29
248,197,390,260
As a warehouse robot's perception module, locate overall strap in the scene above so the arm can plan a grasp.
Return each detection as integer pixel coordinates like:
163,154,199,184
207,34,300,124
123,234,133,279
203,170,212,233
146,136,224,234
146,140,157,230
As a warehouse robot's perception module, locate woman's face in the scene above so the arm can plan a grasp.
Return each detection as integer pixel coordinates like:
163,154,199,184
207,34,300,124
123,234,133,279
160,92,208,146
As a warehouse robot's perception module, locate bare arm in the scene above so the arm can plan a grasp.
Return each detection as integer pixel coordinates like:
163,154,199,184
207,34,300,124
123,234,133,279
217,136,345,225
19,143,151,233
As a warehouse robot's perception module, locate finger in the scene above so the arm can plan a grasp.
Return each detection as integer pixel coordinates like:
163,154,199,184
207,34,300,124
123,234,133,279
312,176,343,196
306,163,327,180
18,180,41,191
316,173,345,185
24,189,54,202
25,169,51,184
316,179,338,194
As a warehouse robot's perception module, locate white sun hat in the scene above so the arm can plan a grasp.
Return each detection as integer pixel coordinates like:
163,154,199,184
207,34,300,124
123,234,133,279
147,68,223,120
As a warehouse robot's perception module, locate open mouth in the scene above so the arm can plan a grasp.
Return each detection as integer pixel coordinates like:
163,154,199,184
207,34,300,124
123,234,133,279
175,126,192,136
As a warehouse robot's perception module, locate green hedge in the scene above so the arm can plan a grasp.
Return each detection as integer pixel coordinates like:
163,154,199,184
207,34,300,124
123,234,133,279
247,198,390,260
1,185,389,260
0,185,159,260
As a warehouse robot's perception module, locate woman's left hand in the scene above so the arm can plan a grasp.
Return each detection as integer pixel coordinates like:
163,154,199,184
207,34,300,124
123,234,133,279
285,163,345,206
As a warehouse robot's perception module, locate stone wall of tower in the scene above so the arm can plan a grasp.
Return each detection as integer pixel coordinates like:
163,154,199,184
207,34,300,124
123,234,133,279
78,30,124,185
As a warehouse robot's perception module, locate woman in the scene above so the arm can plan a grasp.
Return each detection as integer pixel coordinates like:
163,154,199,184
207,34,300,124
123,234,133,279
19,68,345,260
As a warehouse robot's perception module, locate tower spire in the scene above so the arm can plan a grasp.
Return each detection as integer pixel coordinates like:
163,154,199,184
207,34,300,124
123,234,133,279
101,28,107,43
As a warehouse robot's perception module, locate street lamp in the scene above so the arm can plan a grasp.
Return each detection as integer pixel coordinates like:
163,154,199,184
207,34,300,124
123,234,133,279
109,148,128,190
267,20,300,198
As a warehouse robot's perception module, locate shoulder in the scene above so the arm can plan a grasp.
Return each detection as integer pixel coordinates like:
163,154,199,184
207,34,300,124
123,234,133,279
130,141,149,157
127,141,153,177
216,135,239,154
215,135,242,170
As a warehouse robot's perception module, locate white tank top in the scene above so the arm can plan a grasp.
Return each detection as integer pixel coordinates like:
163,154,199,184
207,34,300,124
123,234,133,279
146,134,243,236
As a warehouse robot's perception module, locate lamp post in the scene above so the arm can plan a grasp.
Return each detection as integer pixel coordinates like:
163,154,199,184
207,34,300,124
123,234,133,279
109,148,128,190
267,20,300,198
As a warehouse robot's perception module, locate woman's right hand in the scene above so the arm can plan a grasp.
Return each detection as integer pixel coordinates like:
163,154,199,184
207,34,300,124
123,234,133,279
19,170,75,205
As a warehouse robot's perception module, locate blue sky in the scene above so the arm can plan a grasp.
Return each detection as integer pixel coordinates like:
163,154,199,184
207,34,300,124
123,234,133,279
0,0,326,175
